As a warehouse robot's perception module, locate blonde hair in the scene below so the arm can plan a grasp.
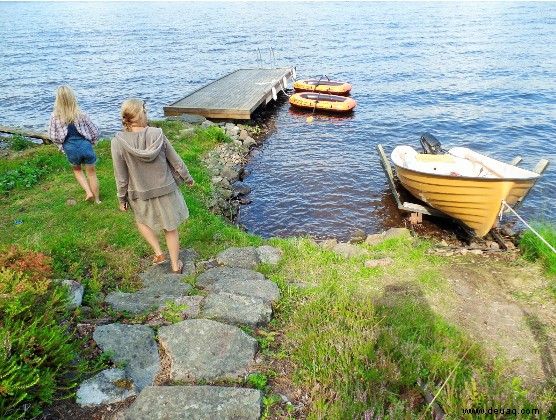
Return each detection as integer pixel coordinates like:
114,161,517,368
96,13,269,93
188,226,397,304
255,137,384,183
121,99,147,131
53,85,81,124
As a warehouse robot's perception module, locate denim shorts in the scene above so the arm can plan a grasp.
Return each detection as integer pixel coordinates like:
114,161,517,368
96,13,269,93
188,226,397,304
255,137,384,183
63,138,98,166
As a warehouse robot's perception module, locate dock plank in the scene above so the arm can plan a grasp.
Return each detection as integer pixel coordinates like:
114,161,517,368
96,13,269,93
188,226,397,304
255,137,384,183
164,68,294,120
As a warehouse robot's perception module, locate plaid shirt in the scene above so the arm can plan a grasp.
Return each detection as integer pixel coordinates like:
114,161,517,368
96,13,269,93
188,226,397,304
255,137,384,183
48,112,99,152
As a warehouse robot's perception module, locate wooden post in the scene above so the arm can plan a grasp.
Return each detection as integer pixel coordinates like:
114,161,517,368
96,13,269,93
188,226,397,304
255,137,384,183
410,212,423,225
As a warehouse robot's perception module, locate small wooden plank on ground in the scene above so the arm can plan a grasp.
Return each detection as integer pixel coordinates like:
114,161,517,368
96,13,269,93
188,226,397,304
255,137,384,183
0,125,51,144
490,229,508,250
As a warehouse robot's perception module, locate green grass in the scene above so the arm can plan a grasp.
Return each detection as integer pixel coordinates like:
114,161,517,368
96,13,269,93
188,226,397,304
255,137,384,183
519,222,556,276
0,121,260,287
1,121,555,418
266,237,555,418
519,222,556,299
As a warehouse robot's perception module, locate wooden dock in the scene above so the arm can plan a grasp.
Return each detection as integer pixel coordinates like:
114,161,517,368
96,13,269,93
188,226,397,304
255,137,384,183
163,67,295,120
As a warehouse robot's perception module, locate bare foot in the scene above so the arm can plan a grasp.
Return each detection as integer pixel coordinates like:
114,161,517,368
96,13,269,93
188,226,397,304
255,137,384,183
85,195,94,202
94,200,102,204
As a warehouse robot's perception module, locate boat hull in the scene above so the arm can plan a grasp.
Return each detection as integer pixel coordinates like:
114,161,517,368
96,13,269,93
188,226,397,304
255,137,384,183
289,92,356,113
293,79,352,95
391,146,540,237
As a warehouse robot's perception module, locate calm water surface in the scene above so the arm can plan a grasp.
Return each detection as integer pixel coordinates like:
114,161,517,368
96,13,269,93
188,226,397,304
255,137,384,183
1,2,555,239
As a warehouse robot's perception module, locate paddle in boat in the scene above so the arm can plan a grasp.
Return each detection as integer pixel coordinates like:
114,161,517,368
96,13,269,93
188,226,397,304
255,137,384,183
293,79,352,95
289,92,357,113
389,133,547,237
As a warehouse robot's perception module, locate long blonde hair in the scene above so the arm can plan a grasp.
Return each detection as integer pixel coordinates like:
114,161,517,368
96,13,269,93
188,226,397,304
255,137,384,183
53,85,81,124
121,99,147,132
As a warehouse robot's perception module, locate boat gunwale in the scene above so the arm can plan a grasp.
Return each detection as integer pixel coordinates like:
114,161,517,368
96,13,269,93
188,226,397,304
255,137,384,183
295,79,349,87
291,92,355,103
392,162,540,183
391,146,540,182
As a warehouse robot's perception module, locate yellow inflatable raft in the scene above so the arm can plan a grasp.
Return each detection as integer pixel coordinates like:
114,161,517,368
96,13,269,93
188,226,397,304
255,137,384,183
289,92,357,113
293,79,352,95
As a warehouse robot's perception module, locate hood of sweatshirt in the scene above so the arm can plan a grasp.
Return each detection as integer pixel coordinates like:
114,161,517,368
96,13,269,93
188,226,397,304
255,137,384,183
114,128,164,163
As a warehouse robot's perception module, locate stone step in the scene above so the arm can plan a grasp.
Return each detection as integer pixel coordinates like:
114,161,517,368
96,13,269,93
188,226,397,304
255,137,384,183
93,324,160,391
196,267,280,304
104,249,197,315
202,292,272,328
157,319,258,382
78,246,284,419
120,386,262,420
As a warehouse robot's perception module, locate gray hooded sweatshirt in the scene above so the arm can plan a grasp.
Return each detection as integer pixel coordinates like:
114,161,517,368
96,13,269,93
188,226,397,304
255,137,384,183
111,126,193,205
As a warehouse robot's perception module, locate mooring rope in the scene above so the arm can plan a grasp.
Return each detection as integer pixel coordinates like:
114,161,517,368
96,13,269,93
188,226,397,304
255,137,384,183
500,200,556,255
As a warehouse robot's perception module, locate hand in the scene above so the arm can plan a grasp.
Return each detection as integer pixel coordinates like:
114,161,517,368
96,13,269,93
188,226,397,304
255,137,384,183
188,180,195,187
119,203,128,211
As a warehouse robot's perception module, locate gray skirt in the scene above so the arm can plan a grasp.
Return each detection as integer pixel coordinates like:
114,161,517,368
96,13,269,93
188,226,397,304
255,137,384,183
130,189,189,231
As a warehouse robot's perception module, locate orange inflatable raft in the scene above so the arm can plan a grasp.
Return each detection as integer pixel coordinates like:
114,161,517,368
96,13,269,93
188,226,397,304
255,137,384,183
289,92,357,113
293,79,352,95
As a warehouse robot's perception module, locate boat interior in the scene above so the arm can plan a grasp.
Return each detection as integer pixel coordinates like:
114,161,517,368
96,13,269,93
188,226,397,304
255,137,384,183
392,146,540,180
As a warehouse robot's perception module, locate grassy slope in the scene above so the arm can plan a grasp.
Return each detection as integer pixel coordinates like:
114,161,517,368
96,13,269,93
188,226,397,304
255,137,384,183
1,122,555,419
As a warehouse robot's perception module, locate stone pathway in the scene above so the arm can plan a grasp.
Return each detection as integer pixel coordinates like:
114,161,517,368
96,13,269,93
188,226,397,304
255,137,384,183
76,245,283,420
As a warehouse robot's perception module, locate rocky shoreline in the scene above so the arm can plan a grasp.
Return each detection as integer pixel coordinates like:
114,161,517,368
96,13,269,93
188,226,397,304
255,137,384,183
170,114,272,226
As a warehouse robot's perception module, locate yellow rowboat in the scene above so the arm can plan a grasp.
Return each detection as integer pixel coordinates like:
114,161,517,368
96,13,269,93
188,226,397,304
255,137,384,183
391,145,542,237
293,79,352,95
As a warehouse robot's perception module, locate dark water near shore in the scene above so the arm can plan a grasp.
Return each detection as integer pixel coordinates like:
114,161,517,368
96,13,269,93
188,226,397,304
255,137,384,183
1,2,555,239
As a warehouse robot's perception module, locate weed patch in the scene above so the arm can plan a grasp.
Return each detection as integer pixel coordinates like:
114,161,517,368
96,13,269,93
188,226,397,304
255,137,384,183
0,246,101,418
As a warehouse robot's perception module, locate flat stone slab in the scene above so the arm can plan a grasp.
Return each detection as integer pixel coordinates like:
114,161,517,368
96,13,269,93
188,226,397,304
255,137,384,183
256,245,283,265
76,368,137,407
122,386,262,420
215,246,283,269
365,233,386,247
216,246,260,269
105,282,193,315
196,267,280,304
171,295,204,319
56,279,84,309
140,248,197,282
105,250,196,315
157,319,257,381
383,227,411,240
93,324,160,391
202,292,272,328
178,114,206,125
332,242,368,259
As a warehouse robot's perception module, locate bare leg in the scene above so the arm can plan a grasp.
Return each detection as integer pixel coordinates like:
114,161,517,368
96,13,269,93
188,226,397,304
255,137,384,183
84,165,100,203
164,229,181,272
136,222,163,257
71,165,93,200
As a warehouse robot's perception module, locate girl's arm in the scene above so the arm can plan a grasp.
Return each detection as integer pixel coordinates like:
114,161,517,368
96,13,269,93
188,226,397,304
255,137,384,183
78,112,99,145
111,138,129,205
48,114,67,152
164,134,194,185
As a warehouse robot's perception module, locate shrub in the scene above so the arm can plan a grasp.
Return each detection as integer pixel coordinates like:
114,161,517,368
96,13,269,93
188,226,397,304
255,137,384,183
0,247,86,419
8,135,33,152
0,245,53,284
0,156,53,194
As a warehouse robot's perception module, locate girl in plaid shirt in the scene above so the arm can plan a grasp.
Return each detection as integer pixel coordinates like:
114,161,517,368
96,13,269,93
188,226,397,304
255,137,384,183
48,86,101,203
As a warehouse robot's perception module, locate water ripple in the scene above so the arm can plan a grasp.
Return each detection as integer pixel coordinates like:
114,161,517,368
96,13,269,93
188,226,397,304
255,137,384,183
1,1,555,238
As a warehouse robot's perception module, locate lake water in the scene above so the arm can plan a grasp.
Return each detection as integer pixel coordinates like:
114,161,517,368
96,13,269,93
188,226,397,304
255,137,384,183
1,1,555,239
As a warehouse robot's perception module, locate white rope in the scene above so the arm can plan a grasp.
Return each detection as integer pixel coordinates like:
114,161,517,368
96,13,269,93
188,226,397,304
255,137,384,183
500,200,556,255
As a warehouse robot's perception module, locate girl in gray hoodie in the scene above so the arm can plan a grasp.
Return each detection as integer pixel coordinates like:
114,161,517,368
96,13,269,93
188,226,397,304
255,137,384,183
111,99,194,274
